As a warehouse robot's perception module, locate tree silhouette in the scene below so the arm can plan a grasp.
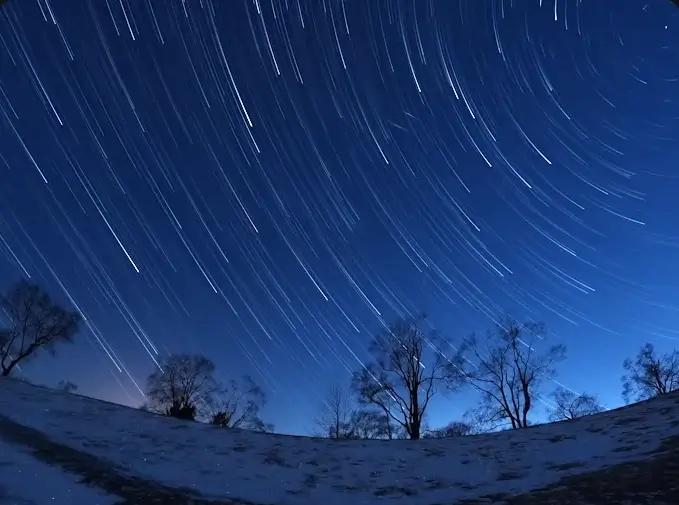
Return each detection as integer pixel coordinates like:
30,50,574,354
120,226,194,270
423,420,474,438
463,317,565,430
167,403,196,420
57,379,79,394
622,343,679,403
313,383,353,438
145,353,217,421
352,315,466,440
549,387,603,421
0,281,81,377
345,409,395,439
208,375,271,432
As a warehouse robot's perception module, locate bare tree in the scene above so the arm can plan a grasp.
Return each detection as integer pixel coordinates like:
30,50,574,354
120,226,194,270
622,343,679,403
357,394,399,439
0,281,81,377
548,387,603,421
57,379,78,394
313,383,353,439
423,420,474,438
344,409,395,439
352,315,466,440
145,353,217,421
463,317,565,430
209,375,272,432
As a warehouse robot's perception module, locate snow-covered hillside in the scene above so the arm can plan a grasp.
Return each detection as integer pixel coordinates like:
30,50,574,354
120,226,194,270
0,378,677,504
0,438,116,505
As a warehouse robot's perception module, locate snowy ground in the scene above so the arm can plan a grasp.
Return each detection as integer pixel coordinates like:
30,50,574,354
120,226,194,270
0,439,116,505
0,378,678,504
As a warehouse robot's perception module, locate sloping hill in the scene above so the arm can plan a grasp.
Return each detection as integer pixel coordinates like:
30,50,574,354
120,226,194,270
0,378,677,505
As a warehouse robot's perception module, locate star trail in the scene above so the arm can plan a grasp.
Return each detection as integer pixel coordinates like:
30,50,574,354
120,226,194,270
1,0,678,434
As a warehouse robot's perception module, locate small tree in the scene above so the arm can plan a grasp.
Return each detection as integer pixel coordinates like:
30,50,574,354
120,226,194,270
549,388,603,421
463,317,566,430
57,379,78,394
622,343,679,403
145,353,217,421
344,409,395,439
423,420,474,438
209,375,271,432
168,403,197,420
0,281,81,377
313,383,353,439
352,315,466,440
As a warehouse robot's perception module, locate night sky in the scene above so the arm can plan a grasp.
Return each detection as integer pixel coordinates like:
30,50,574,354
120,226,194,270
1,0,678,435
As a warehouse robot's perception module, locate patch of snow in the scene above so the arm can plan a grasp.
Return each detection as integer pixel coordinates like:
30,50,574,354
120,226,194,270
0,439,116,505
1,378,678,504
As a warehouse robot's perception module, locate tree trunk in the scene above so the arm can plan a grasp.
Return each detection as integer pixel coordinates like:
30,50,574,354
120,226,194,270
410,418,421,439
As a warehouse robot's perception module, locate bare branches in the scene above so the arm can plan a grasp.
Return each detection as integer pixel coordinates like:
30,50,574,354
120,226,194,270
313,383,396,440
143,353,272,429
463,317,565,430
352,315,465,439
549,388,603,421
0,280,81,377
622,343,679,403
145,354,217,420
209,375,271,432
423,420,475,438
313,383,353,438
345,409,395,439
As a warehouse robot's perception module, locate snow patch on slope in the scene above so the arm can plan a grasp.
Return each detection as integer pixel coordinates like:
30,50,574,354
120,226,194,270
1,378,678,504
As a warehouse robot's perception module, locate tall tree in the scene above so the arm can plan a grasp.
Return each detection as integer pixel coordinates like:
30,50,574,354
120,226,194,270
209,375,272,432
352,315,466,440
463,317,565,430
145,353,217,421
0,280,81,377
622,343,679,403
313,383,353,439
548,387,603,421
